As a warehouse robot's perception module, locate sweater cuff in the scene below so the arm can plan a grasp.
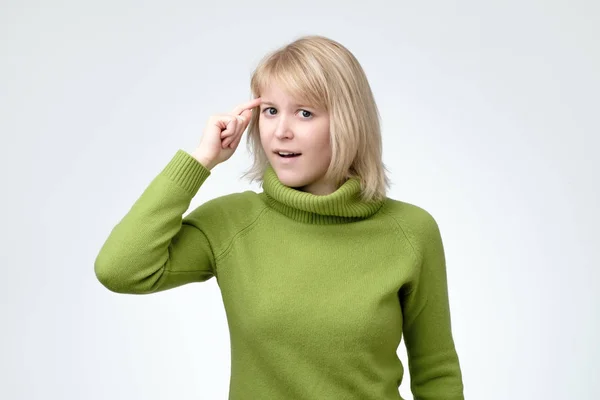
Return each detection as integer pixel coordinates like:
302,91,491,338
160,149,211,195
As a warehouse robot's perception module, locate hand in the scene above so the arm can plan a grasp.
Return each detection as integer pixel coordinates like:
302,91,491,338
192,97,262,170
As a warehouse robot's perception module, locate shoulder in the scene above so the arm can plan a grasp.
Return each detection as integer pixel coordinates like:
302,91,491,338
380,198,440,230
184,190,268,228
379,198,443,258
182,190,269,254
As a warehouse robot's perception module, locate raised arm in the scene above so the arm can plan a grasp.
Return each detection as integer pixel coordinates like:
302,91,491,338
94,98,261,294
94,150,215,294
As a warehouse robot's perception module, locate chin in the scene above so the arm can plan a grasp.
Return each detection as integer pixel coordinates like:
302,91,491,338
270,167,312,188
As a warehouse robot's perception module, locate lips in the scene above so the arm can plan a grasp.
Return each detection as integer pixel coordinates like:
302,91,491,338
274,150,302,158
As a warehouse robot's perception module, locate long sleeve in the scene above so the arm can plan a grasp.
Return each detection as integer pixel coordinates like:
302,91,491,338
94,149,215,294
400,212,464,400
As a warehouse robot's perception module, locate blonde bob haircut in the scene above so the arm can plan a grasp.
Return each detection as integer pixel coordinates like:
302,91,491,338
243,35,390,202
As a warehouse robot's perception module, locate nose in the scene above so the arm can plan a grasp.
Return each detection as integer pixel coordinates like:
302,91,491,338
274,116,294,140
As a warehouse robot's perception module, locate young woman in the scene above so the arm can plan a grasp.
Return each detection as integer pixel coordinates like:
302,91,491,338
95,35,465,400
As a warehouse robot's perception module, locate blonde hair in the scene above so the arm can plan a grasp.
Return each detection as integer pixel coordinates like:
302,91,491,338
243,34,390,202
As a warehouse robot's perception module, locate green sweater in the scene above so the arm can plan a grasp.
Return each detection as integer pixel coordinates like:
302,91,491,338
95,149,464,400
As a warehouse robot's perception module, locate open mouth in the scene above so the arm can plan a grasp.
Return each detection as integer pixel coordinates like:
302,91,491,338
276,151,302,158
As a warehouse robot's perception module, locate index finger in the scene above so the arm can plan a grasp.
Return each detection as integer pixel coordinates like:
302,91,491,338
232,97,262,116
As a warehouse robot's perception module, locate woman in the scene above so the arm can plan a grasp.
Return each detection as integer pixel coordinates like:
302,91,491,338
95,35,465,400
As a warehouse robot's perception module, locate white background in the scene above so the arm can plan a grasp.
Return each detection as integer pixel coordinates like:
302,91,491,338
1,0,598,399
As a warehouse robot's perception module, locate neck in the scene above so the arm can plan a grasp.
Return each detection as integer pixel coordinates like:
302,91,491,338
261,165,385,225
296,179,343,196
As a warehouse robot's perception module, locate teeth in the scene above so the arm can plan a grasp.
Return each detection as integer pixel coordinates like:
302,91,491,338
279,152,296,156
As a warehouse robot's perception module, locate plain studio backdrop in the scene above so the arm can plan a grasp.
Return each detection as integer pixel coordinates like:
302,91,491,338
1,1,598,399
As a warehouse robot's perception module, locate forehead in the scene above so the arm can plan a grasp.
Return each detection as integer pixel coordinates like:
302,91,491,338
259,82,309,106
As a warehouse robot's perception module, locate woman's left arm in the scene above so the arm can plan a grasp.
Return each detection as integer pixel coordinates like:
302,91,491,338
400,210,464,400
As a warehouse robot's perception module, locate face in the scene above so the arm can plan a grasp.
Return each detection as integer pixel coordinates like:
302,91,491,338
259,83,336,195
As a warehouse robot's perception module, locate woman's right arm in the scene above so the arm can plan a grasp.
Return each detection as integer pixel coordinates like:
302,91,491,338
94,150,216,294
94,98,261,294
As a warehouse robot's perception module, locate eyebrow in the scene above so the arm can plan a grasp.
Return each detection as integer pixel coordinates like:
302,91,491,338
261,101,311,108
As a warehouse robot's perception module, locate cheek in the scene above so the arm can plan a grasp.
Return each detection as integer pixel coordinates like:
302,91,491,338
313,126,331,150
258,118,272,139
257,123,268,142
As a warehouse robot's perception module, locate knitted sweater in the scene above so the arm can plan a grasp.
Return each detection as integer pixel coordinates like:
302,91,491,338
94,149,464,400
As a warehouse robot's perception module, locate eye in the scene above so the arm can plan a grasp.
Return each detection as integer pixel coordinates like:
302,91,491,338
299,110,312,118
263,107,277,115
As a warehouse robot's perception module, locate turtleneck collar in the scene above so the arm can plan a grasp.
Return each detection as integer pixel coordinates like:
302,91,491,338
261,165,386,224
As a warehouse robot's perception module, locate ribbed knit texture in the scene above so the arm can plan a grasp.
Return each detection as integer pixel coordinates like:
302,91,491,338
262,165,385,224
95,149,464,400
